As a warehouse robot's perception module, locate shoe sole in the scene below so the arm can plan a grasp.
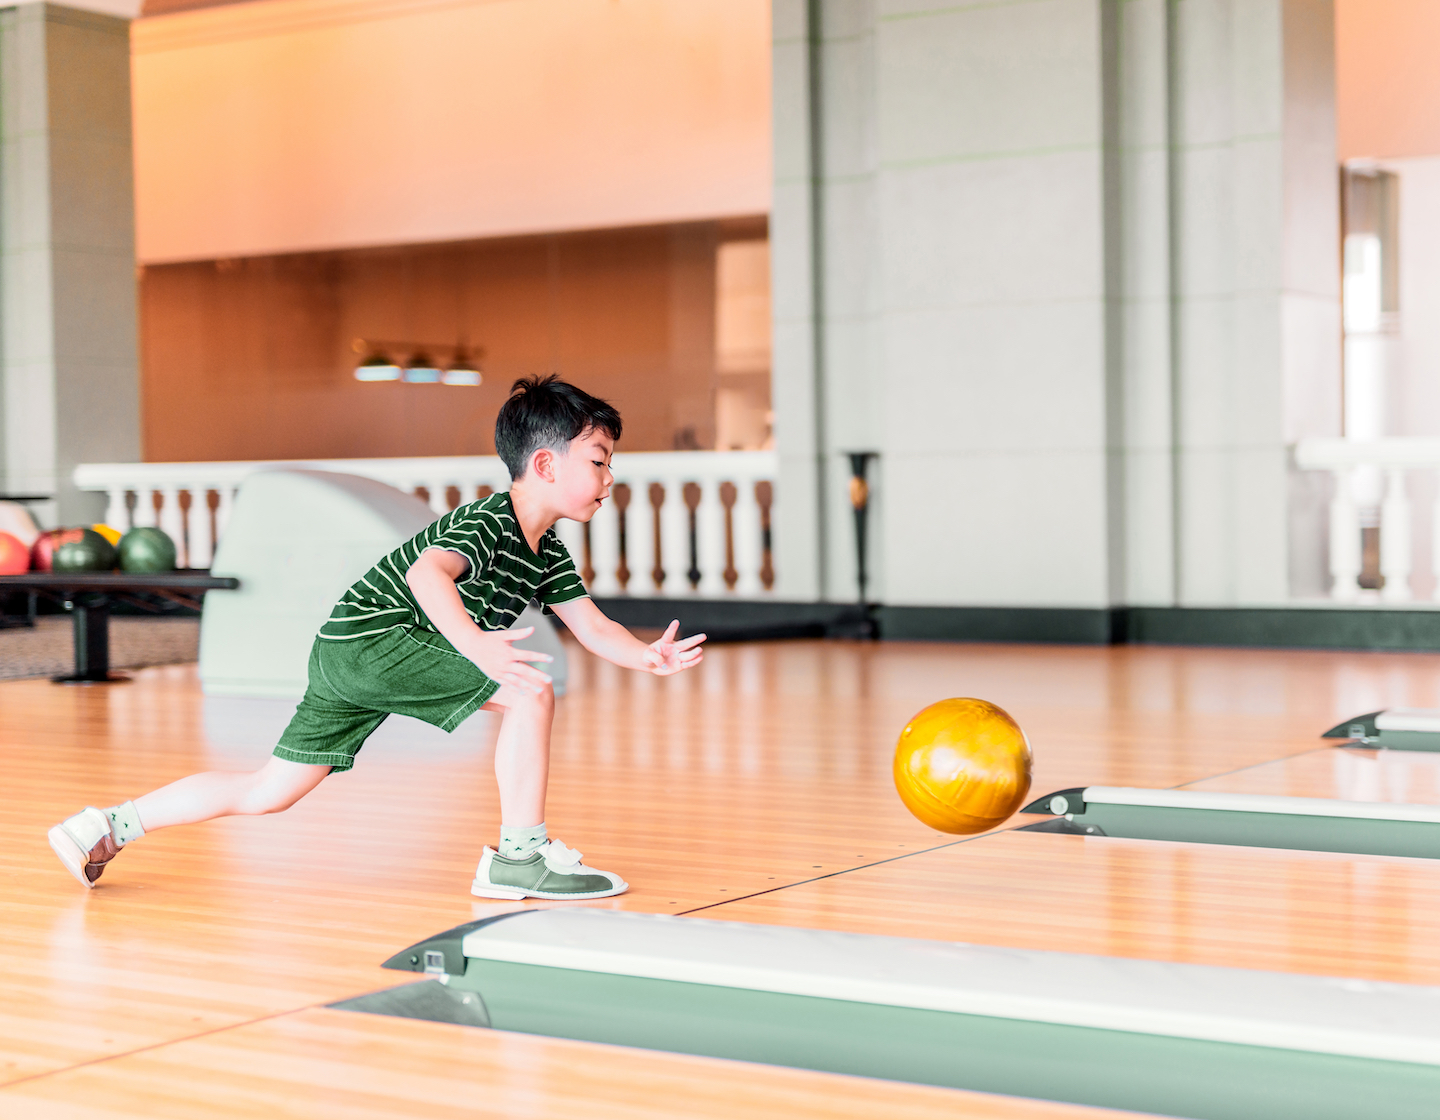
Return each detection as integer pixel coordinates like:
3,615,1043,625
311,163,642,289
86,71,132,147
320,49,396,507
471,879,629,901
48,826,96,890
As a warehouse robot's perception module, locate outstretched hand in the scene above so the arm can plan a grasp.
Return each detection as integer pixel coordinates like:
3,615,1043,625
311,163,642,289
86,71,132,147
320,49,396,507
641,620,706,676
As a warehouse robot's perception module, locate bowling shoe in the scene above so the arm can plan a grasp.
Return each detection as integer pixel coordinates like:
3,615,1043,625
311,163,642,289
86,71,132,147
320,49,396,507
472,839,628,900
48,807,121,889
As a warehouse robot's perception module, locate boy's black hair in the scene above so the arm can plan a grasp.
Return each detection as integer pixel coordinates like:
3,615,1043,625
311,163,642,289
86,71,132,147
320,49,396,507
495,374,623,480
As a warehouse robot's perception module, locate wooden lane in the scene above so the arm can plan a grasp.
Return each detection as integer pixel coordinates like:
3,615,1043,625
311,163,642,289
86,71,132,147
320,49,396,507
701,830,1440,986
1182,745,1440,804
0,1007,1153,1120
8,639,1440,1110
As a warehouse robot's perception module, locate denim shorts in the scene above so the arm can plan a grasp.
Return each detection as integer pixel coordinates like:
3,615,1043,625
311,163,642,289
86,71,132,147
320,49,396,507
273,628,499,772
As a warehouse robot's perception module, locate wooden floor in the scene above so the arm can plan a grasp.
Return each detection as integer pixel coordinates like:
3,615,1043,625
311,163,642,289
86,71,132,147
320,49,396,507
5,637,1440,1116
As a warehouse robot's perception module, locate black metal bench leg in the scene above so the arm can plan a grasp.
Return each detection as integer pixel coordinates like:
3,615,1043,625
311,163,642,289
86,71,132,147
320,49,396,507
53,594,128,684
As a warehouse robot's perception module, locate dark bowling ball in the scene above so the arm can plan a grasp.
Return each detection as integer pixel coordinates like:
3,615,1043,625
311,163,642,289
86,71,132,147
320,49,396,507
31,528,108,572
52,529,118,573
118,526,177,572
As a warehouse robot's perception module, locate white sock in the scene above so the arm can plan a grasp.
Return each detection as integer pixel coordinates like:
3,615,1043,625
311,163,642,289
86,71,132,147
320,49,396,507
498,822,547,860
104,801,145,847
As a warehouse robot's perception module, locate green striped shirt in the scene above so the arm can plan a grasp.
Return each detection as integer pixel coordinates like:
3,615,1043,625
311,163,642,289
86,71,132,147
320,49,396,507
318,491,588,642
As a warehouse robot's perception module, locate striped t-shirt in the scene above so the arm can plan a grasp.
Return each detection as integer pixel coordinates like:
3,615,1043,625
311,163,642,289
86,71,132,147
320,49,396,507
318,491,588,641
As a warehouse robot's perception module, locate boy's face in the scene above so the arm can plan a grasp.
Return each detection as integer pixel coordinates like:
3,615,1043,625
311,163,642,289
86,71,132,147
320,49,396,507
540,427,614,522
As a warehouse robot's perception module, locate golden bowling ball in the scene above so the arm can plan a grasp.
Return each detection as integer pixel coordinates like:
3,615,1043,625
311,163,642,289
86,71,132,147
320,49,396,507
893,698,1033,835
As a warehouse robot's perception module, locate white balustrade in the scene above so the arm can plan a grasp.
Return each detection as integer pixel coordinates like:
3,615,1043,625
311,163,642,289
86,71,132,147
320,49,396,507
73,451,778,599
1295,438,1440,602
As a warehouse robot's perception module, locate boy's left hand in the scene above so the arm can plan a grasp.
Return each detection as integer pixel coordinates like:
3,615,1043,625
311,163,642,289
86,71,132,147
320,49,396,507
642,620,706,675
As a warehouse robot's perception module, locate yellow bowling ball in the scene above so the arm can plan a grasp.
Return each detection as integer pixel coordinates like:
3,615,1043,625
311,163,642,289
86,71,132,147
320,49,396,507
893,698,1033,835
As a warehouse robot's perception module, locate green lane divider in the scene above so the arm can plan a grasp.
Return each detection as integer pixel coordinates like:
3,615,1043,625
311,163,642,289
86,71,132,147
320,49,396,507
1324,708,1440,751
1020,786,1440,859
332,909,1440,1120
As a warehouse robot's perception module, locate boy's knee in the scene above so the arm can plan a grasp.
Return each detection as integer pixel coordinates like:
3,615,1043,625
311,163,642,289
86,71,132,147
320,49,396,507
516,681,555,714
529,681,556,714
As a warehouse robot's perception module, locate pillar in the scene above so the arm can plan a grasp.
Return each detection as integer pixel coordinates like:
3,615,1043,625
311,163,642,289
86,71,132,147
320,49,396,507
0,2,140,528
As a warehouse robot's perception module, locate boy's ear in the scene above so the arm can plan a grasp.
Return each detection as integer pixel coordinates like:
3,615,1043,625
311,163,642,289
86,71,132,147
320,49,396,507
530,447,556,482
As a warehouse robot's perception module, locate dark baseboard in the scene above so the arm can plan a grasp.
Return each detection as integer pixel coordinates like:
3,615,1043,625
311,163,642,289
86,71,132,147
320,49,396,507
590,597,868,642
1118,606,1440,651
878,606,1119,644
589,597,1440,651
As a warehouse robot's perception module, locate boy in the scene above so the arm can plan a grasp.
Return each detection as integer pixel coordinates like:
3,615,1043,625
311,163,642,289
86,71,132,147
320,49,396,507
48,375,704,901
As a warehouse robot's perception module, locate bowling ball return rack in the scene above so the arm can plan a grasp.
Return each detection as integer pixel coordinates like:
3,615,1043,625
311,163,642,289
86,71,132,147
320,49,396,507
0,572,238,683
1020,710,1440,859
329,908,1440,1120
1323,708,1440,751
1019,785,1440,859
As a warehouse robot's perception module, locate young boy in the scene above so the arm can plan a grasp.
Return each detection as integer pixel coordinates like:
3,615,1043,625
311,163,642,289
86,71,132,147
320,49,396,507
48,375,705,901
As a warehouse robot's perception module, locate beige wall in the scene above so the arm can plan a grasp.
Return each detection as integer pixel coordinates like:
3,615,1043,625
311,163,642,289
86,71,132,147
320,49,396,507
1336,0,1440,160
132,0,771,263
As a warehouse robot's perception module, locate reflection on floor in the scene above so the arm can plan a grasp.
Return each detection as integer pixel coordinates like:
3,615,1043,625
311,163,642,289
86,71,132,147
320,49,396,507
5,637,1440,1117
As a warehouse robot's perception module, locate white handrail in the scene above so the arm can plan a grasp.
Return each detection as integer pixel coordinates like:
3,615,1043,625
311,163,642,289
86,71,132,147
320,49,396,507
74,451,779,599
1294,437,1440,603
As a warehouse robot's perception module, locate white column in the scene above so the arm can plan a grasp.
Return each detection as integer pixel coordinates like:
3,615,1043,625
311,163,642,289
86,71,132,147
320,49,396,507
426,478,450,516
588,497,620,595
214,486,237,550
552,517,586,582
629,478,659,596
657,476,687,597
1380,467,1412,602
0,7,140,525
103,487,128,531
1328,467,1360,601
134,487,159,528
189,489,215,568
733,477,763,595
696,482,726,595
159,485,186,566
1430,469,1440,604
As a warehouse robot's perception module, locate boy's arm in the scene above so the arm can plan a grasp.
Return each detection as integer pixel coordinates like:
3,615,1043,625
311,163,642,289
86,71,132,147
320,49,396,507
550,597,705,676
405,548,553,694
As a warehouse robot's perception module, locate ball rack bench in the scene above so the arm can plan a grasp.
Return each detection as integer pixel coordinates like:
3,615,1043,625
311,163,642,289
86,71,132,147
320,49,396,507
0,572,239,683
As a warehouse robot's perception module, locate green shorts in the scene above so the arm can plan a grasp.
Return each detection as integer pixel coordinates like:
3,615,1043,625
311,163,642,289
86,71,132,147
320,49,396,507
273,628,500,772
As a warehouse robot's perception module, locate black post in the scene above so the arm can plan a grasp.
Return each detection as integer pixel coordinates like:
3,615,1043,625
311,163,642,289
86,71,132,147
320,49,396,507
56,594,124,684
845,452,879,639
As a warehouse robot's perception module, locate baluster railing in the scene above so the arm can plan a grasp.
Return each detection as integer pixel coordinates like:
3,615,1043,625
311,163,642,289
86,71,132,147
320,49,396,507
647,483,666,593
73,452,776,595
1295,438,1440,603
1328,466,1361,602
1380,467,1412,602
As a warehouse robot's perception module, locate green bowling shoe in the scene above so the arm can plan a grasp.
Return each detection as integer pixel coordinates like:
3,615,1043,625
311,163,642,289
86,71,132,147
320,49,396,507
472,839,628,901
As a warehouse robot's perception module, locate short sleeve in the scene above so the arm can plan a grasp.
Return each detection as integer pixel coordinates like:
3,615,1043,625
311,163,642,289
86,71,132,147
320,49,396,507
425,505,499,584
535,533,589,607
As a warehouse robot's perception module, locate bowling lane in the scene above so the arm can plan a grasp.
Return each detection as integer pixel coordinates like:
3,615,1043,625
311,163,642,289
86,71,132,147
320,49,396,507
0,1006,1159,1120
1181,745,1440,804
697,830,1440,985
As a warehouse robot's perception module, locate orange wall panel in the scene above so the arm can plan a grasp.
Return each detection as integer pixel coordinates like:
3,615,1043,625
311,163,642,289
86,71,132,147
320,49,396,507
1336,0,1440,161
132,0,771,262
138,223,738,461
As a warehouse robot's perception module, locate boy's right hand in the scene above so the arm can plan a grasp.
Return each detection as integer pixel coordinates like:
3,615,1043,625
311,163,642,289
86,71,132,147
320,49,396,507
465,627,554,694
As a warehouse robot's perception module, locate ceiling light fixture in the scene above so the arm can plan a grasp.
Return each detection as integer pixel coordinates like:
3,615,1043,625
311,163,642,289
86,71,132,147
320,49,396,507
354,346,401,381
443,345,483,386
352,338,484,386
403,352,442,383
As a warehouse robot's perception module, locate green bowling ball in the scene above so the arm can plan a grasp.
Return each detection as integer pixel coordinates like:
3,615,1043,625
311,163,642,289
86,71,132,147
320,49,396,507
118,526,177,573
51,528,117,573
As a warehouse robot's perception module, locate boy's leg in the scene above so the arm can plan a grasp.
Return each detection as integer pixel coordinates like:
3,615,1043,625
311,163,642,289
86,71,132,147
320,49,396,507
49,758,331,890
472,681,627,900
486,681,555,827
134,756,332,830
